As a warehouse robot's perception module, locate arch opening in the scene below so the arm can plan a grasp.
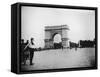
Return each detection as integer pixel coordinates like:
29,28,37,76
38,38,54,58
53,33,62,49
53,34,61,43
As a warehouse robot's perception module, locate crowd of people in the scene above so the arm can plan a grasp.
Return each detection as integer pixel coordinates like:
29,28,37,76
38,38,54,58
69,39,95,50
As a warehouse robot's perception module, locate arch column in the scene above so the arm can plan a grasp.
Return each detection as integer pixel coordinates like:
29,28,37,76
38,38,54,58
61,38,69,48
44,39,53,48
61,29,69,48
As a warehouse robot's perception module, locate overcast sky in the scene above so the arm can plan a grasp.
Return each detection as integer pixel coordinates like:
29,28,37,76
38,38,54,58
21,6,95,48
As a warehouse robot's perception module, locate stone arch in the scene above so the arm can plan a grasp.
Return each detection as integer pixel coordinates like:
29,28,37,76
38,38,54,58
44,25,69,48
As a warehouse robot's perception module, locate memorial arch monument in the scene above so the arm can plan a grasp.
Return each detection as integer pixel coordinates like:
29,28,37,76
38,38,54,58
44,25,69,48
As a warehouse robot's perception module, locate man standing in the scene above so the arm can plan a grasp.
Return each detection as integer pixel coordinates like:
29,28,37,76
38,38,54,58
28,38,35,65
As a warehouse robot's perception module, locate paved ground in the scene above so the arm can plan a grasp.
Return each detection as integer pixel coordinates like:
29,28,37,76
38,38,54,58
21,48,95,71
